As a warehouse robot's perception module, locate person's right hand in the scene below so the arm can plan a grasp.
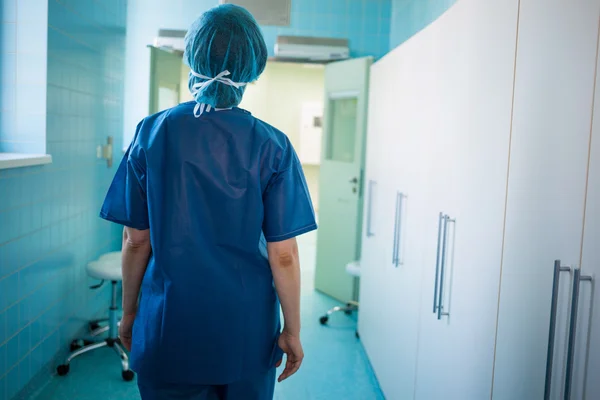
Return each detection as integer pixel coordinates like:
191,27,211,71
276,330,304,382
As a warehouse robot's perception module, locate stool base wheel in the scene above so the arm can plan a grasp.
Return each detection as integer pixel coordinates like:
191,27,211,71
122,370,135,381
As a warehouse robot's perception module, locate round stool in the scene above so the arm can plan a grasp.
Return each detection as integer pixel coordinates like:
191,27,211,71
57,252,134,381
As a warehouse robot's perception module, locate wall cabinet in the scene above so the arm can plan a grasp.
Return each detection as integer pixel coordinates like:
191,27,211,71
359,0,600,399
492,0,600,398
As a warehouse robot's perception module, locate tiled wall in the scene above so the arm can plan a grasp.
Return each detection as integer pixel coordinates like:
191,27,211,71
0,0,127,398
389,0,456,50
123,0,392,146
0,0,48,154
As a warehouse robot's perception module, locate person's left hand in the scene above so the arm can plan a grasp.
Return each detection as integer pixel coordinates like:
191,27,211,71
119,313,136,351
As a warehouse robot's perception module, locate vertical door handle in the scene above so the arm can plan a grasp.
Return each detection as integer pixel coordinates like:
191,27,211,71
544,260,572,400
366,180,376,237
564,268,593,400
393,193,405,267
437,215,455,320
433,212,444,313
392,194,400,265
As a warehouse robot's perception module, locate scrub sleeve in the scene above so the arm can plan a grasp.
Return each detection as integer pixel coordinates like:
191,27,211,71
100,142,149,230
262,158,317,243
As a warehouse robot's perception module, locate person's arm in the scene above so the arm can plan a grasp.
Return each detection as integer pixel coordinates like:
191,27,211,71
261,141,316,381
268,238,304,382
268,238,301,336
119,226,151,350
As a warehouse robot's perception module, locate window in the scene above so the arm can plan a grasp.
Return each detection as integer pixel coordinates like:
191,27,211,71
0,0,52,169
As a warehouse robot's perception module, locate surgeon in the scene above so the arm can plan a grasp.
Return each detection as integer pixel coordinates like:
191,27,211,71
99,4,317,400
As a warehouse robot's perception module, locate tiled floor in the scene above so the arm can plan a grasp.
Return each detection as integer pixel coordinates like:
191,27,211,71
29,232,383,399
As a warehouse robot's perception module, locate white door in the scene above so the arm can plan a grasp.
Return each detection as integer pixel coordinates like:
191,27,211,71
572,50,600,400
380,18,439,400
413,1,519,398
358,54,399,396
376,26,439,397
314,57,373,302
492,0,600,399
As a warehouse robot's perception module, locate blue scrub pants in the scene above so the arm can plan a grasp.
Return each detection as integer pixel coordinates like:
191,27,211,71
137,368,276,400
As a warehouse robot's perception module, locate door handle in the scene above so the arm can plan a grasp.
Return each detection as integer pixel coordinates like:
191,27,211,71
544,260,572,400
393,193,406,267
433,212,444,313
564,268,593,400
437,215,455,320
392,193,400,265
366,180,376,237
350,177,359,194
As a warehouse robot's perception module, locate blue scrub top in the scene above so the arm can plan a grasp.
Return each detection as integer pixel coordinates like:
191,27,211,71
100,102,317,385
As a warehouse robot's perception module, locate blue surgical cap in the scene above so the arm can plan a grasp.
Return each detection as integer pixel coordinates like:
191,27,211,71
184,4,268,109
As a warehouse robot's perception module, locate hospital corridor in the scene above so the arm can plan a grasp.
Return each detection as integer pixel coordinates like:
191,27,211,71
2,0,600,400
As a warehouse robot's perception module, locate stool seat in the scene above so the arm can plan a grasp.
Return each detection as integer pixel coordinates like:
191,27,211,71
98,251,122,263
346,261,361,278
87,256,122,282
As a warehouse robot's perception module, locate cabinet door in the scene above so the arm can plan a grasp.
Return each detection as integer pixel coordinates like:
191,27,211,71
413,1,519,398
358,55,399,395
492,0,600,399
381,31,437,398
574,53,600,400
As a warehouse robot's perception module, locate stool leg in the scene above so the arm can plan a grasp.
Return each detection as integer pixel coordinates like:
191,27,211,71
91,325,109,337
113,342,130,371
66,341,108,364
109,281,119,340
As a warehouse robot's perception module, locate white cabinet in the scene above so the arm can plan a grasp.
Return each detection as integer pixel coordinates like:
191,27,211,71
360,0,600,399
572,52,600,400
358,55,397,395
492,0,600,398
379,26,438,399
413,1,519,399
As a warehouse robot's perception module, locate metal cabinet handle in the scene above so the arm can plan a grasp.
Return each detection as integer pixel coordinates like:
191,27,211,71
544,260,572,400
393,193,405,267
366,180,376,237
433,212,444,313
392,194,400,265
564,268,593,400
437,215,455,320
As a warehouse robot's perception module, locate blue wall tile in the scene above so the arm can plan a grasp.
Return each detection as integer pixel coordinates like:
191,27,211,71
6,336,18,372
0,312,6,345
389,0,457,50
6,365,19,399
0,273,18,310
0,22,16,53
2,0,18,22
18,354,31,391
0,343,6,377
6,305,19,339
0,0,126,396
17,325,31,362
29,345,44,378
0,53,16,84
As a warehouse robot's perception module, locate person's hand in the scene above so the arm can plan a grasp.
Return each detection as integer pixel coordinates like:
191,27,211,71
119,313,136,351
275,330,304,382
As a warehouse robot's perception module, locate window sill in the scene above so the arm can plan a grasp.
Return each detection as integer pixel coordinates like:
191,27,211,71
0,153,53,170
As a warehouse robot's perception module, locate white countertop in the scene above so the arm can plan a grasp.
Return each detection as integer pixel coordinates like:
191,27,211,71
0,153,53,170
